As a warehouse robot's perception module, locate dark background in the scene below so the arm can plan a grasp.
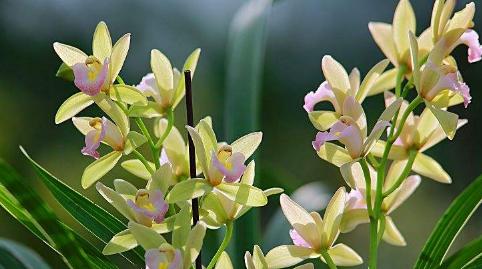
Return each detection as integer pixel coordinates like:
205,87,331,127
0,0,480,268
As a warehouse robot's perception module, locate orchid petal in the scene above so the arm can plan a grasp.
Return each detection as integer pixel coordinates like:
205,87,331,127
110,33,130,83
121,159,155,180
382,216,406,246
308,111,340,131
393,0,416,62
92,21,112,62
321,187,346,247
265,245,320,269
81,151,122,189
303,81,340,113
231,132,262,160
386,175,421,214
151,49,174,91
53,42,88,66
340,209,369,233
55,92,93,124
413,152,451,183
421,119,467,152
426,101,459,139
356,59,390,102
459,29,482,63
368,68,398,96
326,243,363,266
368,23,399,65
73,58,109,96
316,142,352,167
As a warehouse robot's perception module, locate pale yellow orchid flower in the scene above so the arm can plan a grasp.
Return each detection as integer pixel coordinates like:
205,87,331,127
368,0,417,69
200,160,283,228
419,1,480,63
313,94,402,165
340,162,421,246
54,21,147,124
166,118,267,207
371,92,467,183
305,55,392,131
72,116,146,188
213,249,314,269
265,188,363,268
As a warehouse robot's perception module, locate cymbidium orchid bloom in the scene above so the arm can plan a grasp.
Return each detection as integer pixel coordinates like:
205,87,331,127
53,21,147,124
312,94,402,166
424,1,480,63
265,188,363,268
72,116,146,188
368,0,418,70
200,161,283,228
372,92,467,183
409,30,471,140
340,162,421,246
166,118,267,207
304,56,393,131
129,215,206,269
130,49,200,118
145,245,182,269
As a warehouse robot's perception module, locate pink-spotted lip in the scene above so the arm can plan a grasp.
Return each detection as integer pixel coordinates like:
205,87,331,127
211,151,247,183
81,117,107,159
72,58,109,96
145,248,182,269
127,190,169,224
303,81,339,113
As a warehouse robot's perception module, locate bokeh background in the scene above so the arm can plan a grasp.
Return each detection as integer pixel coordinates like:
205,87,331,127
0,0,481,268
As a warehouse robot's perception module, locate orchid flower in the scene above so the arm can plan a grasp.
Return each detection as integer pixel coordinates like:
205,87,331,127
200,161,283,228
368,0,418,70
166,118,267,207
129,217,206,269
265,188,363,268
305,56,393,131
53,21,147,124
340,162,421,246
371,92,467,183
72,116,146,188
313,95,402,165
408,30,470,141
97,175,182,255
423,1,480,63
130,49,200,118
145,245,182,269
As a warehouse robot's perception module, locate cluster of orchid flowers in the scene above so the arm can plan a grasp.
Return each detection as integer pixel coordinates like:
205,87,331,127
51,0,479,268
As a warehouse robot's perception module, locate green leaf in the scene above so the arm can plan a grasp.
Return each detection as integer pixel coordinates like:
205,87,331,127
81,151,122,189
55,62,74,81
439,236,482,269
224,0,273,262
0,159,119,269
0,238,51,269
414,174,482,269
55,92,93,124
20,147,144,266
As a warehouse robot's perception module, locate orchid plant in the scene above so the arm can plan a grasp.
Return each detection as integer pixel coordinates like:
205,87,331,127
0,0,480,269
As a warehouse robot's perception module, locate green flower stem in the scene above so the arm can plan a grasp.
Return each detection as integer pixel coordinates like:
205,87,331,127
368,217,379,269
395,65,407,97
206,221,234,269
155,108,174,149
321,250,337,269
367,154,380,169
132,149,155,175
134,118,160,169
382,149,418,198
360,158,374,217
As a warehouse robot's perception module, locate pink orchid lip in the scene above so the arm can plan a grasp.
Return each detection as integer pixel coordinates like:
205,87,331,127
303,81,339,113
459,30,482,63
127,190,169,225
428,71,471,108
136,73,162,103
73,57,109,96
81,117,107,159
145,248,182,269
289,229,312,248
312,118,363,158
211,149,247,183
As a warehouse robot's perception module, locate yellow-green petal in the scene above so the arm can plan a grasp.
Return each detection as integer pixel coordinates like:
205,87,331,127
81,151,122,189
216,183,267,207
326,244,363,266
216,252,234,269
368,23,398,65
92,21,112,62
413,152,451,183
426,101,458,140
317,142,352,167
53,42,88,66
121,159,155,180
308,111,340,131
183,223,206,269
103,229,137,255
55,92,93,124
110,33,130,83
382,216,406,246
356,59,390,102
109,85,148,105
393,0,416,61
128,221,166,250
265,245,319,269
151,49,174,91
166,179,213,203
321,187,346,247
96,182,134,220
231,132,263,159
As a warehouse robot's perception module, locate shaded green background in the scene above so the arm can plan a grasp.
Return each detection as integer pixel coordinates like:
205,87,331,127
0,0,480,268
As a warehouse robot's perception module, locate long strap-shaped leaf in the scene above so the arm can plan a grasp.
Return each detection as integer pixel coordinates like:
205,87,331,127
414,174,482,269
438,236,482,269
224,0,272,264
0,238,51,269
20,147,145,266
0,159,87,268
0,161,118,269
